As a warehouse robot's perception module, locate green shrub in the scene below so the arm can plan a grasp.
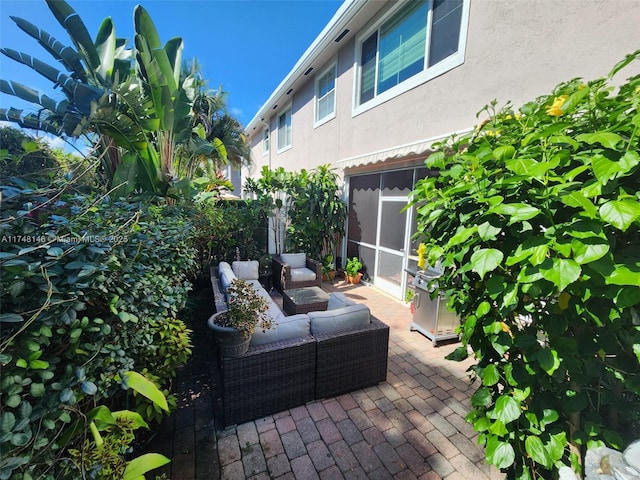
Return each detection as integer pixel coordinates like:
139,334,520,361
410,52,640,479
0,178,197,478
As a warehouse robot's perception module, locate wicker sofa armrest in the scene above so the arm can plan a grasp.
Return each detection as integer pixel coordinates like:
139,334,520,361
221,335,317,426
306,257,322,285
314,316,389,399
272,255,289,292
210,266,228,314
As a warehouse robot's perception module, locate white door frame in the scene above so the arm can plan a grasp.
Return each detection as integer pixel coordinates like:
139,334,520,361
372,196,412,299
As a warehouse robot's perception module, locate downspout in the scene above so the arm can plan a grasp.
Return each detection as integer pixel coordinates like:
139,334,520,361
259,118,277,253
259,118,272,170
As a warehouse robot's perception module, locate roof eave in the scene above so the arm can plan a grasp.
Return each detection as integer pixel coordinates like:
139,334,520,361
245,0,369,134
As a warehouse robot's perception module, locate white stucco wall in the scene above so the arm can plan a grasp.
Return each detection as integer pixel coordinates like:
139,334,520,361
247,0,640,179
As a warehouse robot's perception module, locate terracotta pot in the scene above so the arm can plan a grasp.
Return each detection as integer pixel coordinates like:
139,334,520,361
207,312,250,357
345,272,363,284
322,270,336,281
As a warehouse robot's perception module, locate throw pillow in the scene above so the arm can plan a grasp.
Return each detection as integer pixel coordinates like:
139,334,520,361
280,253,306,269
232,260,260,280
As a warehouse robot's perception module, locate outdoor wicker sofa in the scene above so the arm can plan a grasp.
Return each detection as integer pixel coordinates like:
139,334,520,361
210,264,390,427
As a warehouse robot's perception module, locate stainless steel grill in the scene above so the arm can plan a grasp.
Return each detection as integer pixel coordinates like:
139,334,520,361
410,269,460,347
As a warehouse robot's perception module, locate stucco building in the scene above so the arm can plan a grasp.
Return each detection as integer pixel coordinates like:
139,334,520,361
244,0,640,300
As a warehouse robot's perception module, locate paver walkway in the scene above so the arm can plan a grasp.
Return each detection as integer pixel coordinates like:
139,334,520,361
146,280,503,480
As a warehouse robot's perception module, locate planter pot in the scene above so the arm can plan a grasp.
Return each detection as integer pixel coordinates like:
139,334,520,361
322,270,336,281
207,312,250,357
345,273,363,284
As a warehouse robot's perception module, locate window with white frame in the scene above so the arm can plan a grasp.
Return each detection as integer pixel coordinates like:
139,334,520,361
356,0,468,110
262,127,270,155
315,63,337,125
277,105,292,152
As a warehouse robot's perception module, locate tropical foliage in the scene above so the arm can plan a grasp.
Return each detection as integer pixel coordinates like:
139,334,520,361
0,150,197,477
410,52,640,479
1,0,248,199
245,165,347,259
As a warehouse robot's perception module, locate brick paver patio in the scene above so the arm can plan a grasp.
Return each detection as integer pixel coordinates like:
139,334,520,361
147,280,503,480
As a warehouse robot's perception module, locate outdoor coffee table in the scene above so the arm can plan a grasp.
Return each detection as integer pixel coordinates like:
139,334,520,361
282,286,330,315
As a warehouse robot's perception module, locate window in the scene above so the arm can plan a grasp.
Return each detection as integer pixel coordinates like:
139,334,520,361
356,0,467,111
315,63,337,125
277,105,292,152
262,127,270,155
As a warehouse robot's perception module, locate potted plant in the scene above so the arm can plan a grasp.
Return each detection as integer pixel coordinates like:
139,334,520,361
321,254,336,281
344,257,363,284
207,279,275,357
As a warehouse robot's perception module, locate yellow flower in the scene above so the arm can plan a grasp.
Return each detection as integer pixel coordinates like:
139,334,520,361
546,95,568,117
417,243,427,269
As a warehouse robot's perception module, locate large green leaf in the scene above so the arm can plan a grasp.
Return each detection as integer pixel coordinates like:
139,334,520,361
599,199,640,231
577,132,624,150
570,237,609,264
46,0,100,69
560,191,597,219
540,258,581,290
491,395,521,424
605,265,640,286
525,436,553,468
537,349,561,375
10,15,86,81
486,436,516,469
490,203,541,224
122,371,169,412
471,249,503,280
123,453,170,480
591,154,621,184
94,18,116,82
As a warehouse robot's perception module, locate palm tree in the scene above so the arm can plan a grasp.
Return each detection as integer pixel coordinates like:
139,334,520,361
1,0,248,200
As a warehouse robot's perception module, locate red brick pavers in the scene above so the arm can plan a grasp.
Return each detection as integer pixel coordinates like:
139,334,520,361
217,281,503,480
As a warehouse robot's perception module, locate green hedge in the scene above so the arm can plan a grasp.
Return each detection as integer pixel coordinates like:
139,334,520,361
0,182,197,479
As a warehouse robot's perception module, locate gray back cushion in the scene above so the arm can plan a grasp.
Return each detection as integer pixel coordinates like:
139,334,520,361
308,304,371,334
280,253,306,269
250,314,311,346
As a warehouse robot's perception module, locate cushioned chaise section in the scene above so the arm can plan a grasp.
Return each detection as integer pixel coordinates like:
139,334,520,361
222,336,316,426
315,317,390,399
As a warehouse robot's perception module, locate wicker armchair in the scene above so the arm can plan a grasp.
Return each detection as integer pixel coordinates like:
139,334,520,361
272,254,322,292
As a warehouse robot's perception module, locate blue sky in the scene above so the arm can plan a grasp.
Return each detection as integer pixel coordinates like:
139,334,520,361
0,0,343,133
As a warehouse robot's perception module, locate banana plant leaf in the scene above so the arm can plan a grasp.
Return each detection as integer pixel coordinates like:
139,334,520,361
9,15,86,81
45,0,100,70
0,108,62,136
94,18,117,84
0,79,69,115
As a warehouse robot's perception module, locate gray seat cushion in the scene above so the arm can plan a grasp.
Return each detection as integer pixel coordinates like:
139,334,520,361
290,267,317,282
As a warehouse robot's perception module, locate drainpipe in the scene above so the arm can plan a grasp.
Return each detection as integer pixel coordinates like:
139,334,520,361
259,118,272,170
258,118,276,254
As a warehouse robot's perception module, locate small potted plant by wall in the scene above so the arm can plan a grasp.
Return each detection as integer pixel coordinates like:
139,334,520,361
208,279,275,357
344,257,363,284
322,254,336,281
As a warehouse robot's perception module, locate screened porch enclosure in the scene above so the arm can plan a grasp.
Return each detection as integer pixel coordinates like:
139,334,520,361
346,167,432,300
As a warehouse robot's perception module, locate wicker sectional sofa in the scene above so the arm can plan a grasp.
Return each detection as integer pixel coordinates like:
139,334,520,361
210,263,389,427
